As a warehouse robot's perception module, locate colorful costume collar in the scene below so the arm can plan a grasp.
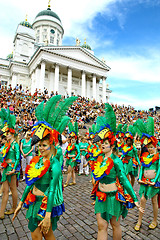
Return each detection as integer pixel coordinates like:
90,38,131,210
66,143,75,153
140,152,159,167
122,144,133,155
91,155,114,181
25,156,50,186
1,142,11,168
117,142,124,150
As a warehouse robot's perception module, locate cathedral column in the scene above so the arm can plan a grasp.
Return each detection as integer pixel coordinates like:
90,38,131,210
102,76,106,103
96,81,100,103
81,71,86,97
54,64,59,93
31,71,35,95
67,67,72,97
39,61,45,93
11,73,17,89
92,74,96,101
34,67,40,92
86,80,90,99
49,69,54,94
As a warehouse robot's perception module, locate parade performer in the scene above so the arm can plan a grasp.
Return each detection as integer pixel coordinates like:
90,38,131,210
12,95,77,240
91,104,143,240
55,116,70,170
0,108,20,219
0,134,7,197
134,117,160,231
116,124,126,158
86,125,103,182
121,126,140,186
64,121,80,187
78,136,89,176
20,131,34,181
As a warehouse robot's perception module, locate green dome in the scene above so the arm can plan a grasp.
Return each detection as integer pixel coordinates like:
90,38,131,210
20,21,33,29
36,8,61,22
7,53,13,60
81,43,92,50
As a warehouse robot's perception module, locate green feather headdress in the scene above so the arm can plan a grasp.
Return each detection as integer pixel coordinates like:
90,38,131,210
88,124,97,139
134,117,157,146
68,121,79,139
0,108,16,135
116,124,125,138
93,103,116,143
31,95,77,145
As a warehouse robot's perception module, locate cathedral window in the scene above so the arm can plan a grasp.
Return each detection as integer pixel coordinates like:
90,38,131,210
50,36,54,44
43,35,47,41
36,36,39,42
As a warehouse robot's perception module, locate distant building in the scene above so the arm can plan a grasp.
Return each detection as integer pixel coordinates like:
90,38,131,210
0,2,111,102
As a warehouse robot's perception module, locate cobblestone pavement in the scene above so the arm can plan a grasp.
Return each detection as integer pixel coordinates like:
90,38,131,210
0,173,160,239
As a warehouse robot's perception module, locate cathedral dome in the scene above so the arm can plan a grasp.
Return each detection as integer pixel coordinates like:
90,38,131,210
81,39,92,50
19,21,33,29
36,7,61,22
81,43,92,50
7,53,13,60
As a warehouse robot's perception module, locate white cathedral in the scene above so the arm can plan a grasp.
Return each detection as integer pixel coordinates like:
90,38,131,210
0,2,111,102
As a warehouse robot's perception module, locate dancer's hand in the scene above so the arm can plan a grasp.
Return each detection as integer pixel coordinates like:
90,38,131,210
134,201,145,213
138,179,144,184
38,216,51,234
148,181,155,186
12,201,23,222
83,163,88,168
72,158,76,162
6,169,15,175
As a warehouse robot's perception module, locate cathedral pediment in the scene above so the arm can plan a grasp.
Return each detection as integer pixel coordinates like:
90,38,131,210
42,46,110,70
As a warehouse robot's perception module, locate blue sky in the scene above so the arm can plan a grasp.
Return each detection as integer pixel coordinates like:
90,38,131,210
0,0,160,110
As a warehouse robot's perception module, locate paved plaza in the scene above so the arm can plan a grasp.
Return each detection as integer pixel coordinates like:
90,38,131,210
0,173,160,240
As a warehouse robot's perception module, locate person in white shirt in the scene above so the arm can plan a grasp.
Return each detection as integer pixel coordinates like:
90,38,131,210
61,130,68,171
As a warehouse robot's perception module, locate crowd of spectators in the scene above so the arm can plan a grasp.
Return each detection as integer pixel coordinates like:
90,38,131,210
0,84,160,140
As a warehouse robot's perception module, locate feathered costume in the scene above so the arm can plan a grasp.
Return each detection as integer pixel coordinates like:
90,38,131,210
136,117,160,199
116,124,126,157
91,104,138,222
20,95,77,232
64,121,80,168
121,125,140,177
0,108,20,182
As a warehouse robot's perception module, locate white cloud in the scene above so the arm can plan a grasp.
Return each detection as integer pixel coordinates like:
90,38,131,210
103,49,160,83
0,0,126,57
110,92,160,110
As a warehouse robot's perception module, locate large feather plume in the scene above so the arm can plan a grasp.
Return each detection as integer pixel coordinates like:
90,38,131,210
44,95,61,122
122,124,128,134
135,119,147,135
57,116,70,134
104,103,116,134
128,125,136,137
51,96,78,130
74,121,79,135
133,122,142,137
68,122,74,133
146,117,154,136
8,114,16,129
0,108,16,129
35,101,44,121
116,124,122,133
96,116,107,131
